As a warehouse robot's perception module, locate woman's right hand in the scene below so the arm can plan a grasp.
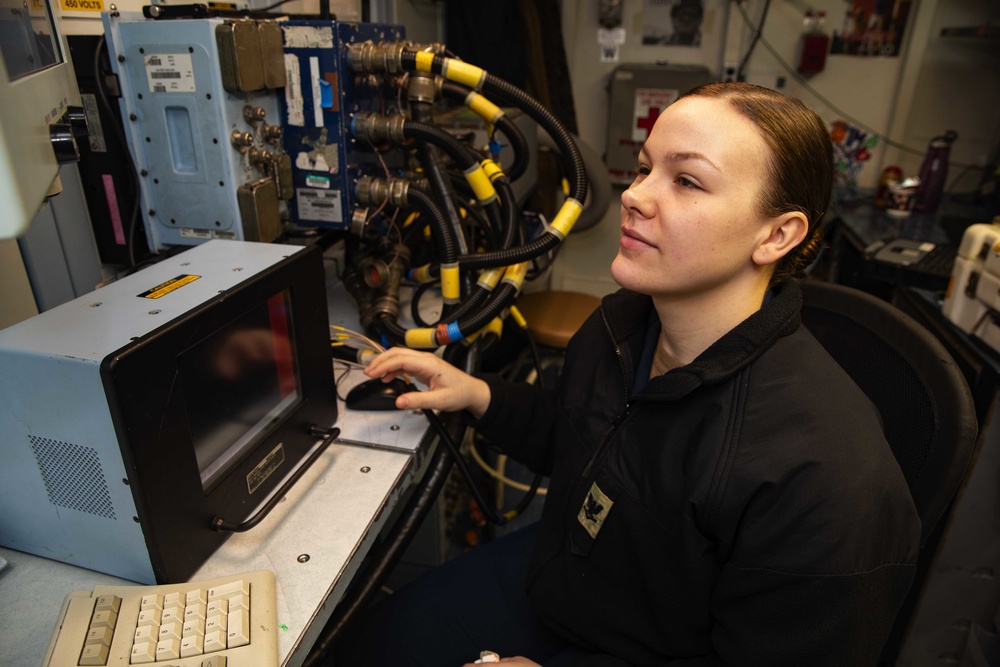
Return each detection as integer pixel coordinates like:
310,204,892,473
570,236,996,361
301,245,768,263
364,347,492,418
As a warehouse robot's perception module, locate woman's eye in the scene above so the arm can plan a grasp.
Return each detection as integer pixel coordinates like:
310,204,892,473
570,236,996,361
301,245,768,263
636,165,651,176
677,176,700,189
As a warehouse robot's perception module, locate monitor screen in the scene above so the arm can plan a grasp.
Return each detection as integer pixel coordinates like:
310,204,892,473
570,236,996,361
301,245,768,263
178,289,302,490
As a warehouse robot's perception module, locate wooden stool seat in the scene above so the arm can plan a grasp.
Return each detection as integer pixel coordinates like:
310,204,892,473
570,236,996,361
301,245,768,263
516,290,602,349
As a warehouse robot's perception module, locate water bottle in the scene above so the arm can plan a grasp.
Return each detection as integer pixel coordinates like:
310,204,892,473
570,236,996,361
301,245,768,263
915,130,958,213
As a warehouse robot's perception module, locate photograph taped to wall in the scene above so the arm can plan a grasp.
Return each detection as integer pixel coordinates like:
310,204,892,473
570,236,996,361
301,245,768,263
642,0,705,46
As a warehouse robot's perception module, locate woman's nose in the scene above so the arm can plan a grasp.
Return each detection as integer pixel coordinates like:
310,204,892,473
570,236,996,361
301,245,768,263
621,179,652,217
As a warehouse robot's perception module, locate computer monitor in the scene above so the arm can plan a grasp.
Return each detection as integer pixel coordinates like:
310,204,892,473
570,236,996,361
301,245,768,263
0,0,82,239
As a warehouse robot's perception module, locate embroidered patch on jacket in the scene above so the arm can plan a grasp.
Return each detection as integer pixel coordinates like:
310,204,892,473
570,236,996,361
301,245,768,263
577,481,613,539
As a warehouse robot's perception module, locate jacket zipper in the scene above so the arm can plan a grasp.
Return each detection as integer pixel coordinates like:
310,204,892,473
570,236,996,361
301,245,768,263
581,402,631,479
580,310,635,479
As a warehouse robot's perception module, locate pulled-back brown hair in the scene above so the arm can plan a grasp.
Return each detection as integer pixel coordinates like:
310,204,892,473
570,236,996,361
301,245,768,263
679,82,833,284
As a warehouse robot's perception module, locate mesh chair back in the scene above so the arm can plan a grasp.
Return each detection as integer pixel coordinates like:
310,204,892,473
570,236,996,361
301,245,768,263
799,280,977,545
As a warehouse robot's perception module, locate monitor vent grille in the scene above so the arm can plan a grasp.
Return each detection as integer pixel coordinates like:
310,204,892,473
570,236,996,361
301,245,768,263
29,436,117,520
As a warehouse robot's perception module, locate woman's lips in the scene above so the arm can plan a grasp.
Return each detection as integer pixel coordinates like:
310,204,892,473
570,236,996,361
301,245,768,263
620,227,656,250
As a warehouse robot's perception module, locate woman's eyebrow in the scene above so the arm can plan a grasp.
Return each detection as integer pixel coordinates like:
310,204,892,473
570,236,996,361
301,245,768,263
638,145,720,172
666,151,720,171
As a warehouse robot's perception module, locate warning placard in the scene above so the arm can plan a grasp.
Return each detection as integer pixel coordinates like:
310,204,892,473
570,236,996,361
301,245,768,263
138,274,201,299
61,0,104,11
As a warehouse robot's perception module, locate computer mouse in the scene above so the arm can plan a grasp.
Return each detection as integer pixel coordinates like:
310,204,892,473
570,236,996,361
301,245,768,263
345,377,414,411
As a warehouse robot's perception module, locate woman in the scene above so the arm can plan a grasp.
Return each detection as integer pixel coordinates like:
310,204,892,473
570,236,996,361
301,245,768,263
334,82,920,666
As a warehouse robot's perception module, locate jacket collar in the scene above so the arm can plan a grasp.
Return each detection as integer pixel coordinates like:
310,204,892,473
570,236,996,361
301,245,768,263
599,282,803,400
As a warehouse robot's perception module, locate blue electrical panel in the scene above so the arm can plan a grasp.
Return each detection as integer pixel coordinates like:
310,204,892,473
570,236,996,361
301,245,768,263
280,21,405,231
103,14,287,251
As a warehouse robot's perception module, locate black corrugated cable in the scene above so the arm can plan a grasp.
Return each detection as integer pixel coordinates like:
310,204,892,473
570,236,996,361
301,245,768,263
440,80,531,183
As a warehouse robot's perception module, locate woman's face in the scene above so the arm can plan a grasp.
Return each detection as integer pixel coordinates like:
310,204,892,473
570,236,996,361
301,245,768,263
611,95,776,301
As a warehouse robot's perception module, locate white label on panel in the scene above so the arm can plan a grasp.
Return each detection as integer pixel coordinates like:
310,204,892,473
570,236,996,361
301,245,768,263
297,188,341,223
144,53,196,93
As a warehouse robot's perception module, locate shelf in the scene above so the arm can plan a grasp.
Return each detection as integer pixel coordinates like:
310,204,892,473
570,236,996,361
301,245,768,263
940,25,1000,40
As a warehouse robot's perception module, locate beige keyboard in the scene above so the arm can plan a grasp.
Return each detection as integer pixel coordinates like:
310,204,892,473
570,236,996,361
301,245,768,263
42,570,278,667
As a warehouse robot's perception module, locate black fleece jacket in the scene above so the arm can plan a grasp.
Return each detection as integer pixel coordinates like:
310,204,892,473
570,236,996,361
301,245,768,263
472,282,920,666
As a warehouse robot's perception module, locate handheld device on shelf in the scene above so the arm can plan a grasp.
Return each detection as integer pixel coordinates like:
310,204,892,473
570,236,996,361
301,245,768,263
42,570,278,667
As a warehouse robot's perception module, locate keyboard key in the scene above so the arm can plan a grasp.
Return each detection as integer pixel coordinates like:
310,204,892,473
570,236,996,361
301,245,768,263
156,637,181,661
159,621,183,643
202,656,227,667
206,599,228,617
134,624,156,643
227,607,250,648
161,606,184,625
94,594,121,615
205,618,226,639
207,580,249,602
185,601,207,623
85,625,114,647
182,618,205,638
90,609,117,630
137,608,161,627
79,642,110,666
140,594,162,612
186,589,207,607
180,633,204,658
130,640,157,664
204,628,226,653
163,592,184,610
228,593,249,613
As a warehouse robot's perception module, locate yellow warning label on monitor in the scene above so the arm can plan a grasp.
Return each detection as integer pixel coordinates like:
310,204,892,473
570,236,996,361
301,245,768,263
60,0,104,11
138,274,201,299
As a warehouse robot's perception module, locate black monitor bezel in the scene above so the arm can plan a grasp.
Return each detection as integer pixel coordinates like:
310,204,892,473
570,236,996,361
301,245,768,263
101,244,337,583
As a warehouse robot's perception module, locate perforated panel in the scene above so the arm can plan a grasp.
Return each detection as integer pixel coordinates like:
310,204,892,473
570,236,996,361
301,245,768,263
28,436,117,520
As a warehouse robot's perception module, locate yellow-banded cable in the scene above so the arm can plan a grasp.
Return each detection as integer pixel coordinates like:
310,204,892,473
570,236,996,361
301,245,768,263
409,264,436,284
442,58,486,90
477,267,504,291
440,263,461,304
501,262,529,290
508,305,528,329
464,163,497,204
405,327,439,349
465,91,505,125
548,198,584,240
481,159,504,182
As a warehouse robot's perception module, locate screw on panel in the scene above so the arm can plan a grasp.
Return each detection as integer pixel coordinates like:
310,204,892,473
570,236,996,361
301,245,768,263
297,554,310,563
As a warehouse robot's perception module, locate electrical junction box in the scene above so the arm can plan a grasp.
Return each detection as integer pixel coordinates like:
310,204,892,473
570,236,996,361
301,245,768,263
605,63,715,185
102,13,289,252
279,20,405,231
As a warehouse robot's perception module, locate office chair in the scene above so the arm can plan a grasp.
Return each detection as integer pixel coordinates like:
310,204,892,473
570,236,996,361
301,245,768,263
799,279,978,546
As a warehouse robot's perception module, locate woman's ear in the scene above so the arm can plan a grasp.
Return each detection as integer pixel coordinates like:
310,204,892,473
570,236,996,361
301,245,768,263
752,212,808,267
